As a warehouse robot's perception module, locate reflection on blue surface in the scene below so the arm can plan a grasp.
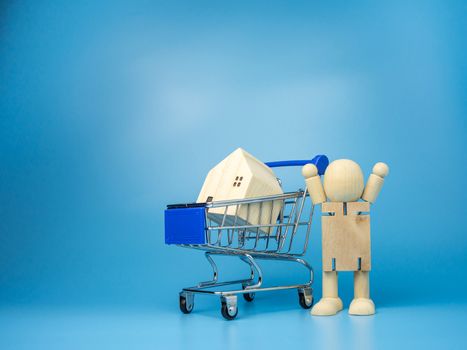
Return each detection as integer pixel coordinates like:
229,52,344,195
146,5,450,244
1,303,467,350
0,0,466,348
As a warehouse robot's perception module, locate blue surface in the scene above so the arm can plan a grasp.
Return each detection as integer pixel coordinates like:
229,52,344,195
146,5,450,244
165,207,207,245
1,0,466,348
1,303,467,350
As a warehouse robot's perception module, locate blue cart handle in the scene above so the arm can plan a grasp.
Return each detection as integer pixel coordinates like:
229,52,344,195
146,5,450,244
265,154,329,175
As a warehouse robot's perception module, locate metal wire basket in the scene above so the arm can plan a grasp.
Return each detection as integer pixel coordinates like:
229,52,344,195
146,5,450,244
164,156,328,319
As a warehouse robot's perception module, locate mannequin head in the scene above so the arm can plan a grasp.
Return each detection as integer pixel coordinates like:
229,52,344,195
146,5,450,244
323,159,364,202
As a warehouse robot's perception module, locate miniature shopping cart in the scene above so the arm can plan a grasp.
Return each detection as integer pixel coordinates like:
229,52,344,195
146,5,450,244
164,155,328,320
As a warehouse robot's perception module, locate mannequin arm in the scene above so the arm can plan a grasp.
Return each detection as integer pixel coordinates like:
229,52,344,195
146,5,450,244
361,162,389,203
302,164,326,205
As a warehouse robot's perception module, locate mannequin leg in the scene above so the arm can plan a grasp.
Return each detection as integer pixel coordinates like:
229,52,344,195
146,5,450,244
349,271,375,315
311,271,343,316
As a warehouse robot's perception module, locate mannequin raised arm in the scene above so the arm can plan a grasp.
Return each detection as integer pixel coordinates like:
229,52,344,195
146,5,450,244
361,162,389,203
302,163,327,205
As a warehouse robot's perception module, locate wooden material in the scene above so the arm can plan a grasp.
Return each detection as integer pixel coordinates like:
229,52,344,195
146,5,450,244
197,148,283,232
311,298,343,316
311,271,343,315
362,162,389,203
302,164,326,204
323,159,364,202
354,271,370,298
322,201,371,272
349,297,375,315
309,159,387,316
323,271,339,297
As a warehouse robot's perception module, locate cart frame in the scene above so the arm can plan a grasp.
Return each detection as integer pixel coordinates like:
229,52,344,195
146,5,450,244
165,156,328,319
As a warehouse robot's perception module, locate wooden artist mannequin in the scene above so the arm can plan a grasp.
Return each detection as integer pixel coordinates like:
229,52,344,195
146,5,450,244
302,159,389,316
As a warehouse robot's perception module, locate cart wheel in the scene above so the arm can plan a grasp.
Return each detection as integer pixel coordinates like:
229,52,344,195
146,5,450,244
179,294,194,314
298,289,314,309
221,301,238,320
243,292,255,302
242,285,255,302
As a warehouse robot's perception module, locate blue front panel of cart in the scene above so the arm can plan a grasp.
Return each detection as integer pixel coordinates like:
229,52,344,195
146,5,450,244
164,207,207,245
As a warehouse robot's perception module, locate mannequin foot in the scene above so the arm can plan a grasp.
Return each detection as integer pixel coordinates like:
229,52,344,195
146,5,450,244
349,298,375,315
311,297,343,316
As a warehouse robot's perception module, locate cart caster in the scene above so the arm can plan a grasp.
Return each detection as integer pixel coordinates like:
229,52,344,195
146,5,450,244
242,284,255,302
298,288,314,309
179,292,194,314
221,295,238,320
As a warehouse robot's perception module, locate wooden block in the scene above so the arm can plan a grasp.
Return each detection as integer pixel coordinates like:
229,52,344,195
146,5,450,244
323,159,364,202
347,201,370,214
322,202,371,271
354,271,370,298
322,202,344,216
197,148,283,233
361,162,389,203
323,271,339,298
362,174,384,203
302,164,326,204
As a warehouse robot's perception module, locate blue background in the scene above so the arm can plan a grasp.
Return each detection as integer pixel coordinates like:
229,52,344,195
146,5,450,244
1,0,466,349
